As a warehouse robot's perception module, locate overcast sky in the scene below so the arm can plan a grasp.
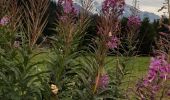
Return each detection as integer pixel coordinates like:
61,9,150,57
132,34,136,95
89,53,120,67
55,0,166,16
126,0,164,16
94,0,165,16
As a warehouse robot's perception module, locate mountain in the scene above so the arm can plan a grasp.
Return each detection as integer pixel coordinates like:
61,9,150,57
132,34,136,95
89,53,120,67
123,5,160,22
72,2,160,22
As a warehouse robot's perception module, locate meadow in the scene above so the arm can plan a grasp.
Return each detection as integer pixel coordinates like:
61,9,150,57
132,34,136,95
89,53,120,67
1,0,170,100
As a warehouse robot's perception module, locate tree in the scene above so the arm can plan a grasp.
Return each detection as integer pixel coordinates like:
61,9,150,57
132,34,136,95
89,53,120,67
137,18,157,55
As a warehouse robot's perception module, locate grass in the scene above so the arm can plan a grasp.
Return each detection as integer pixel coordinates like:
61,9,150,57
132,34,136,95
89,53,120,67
34,51,151,98
104,56,150,99
105,56,150,90
35,51,151,88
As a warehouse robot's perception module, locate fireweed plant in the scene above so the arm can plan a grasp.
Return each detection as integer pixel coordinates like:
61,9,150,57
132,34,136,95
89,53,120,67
86,0,126,99
21,0,50,49
0,0,163,100
47,0,93,99
0,0,51,99
116,12,142,99
120,15,141,56
130,23,170,99
119,15,142,94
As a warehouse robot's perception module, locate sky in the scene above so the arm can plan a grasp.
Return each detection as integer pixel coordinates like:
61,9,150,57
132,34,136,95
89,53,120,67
95,0,165,16
126,0,164,16
54,0,166,16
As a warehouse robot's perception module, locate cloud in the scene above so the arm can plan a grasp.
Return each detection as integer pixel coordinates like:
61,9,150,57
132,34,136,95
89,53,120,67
140,6,161,15
126,0,163,7
126,0,164,15
56,0,165,16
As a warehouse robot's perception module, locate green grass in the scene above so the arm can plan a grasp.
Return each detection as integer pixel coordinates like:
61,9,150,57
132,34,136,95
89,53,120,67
104,56,150,99
105,56,150,89
35,51,151,88
34,51,151,97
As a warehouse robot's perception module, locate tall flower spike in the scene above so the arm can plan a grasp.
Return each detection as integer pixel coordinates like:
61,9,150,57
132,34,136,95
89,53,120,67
107,35,119,49
102,0,125,15
136,53,170,99
127,16,141,29
98,74,109,89
143,53,170,86
58,0,77,15
63,0,73,13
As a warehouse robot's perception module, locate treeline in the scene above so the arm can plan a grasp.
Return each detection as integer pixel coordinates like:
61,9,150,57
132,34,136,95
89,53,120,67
43,2,167,56
81,16,160,55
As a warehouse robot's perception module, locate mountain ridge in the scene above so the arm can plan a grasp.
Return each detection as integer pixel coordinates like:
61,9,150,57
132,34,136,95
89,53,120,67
73,2,160,22
123,5,160,22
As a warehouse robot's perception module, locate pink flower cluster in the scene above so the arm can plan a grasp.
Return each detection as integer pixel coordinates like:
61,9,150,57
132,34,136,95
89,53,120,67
98,74,109,89
144,54,170,85
127,16,141,29
136,53,170,98
159,32,167,36
57,0,77,15
107,35,119,49
102,0,125,15
0,16,9,26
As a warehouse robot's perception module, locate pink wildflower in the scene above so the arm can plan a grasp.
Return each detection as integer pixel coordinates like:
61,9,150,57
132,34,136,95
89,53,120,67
136,54,170,99
59,15,68,22
159,32,167,36
58,0,77,15
102,0,125,15
0,16,9,26
98,74,109,89
127,16,141,29
143,53,170,86
107,35,119,49
64,0,74,13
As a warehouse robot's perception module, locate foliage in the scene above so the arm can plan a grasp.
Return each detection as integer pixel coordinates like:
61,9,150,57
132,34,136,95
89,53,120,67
0,0,50,99
0,0,166,100
131,15,170,99
0,46,49,100
137,18,157,55
47,0,94,99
